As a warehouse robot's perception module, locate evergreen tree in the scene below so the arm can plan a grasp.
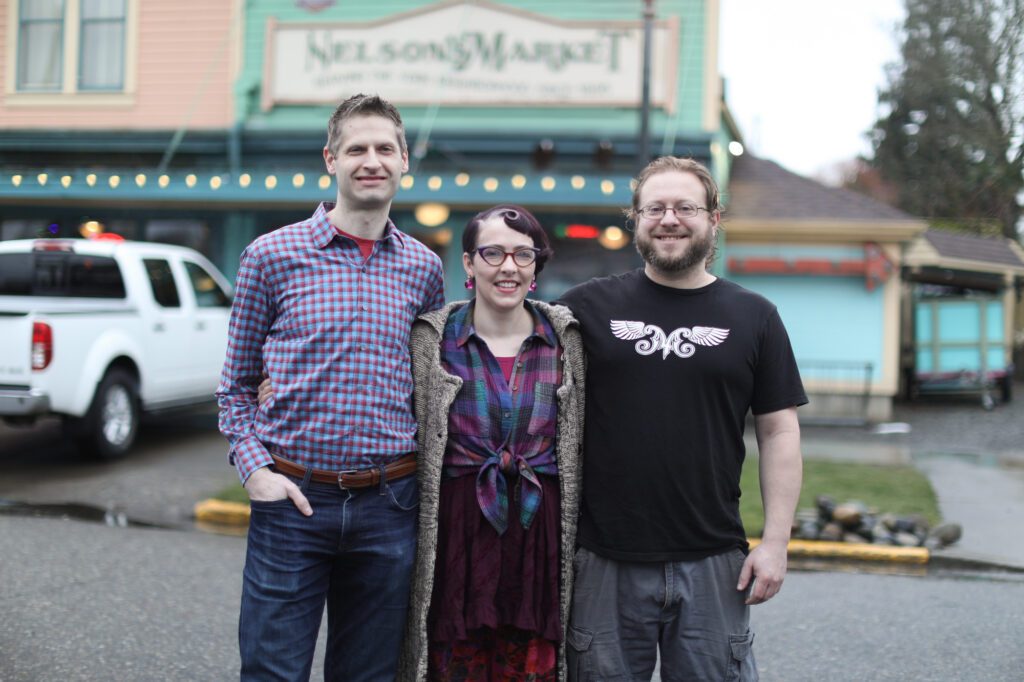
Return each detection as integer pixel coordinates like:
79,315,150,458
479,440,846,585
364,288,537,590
869,0,1023,239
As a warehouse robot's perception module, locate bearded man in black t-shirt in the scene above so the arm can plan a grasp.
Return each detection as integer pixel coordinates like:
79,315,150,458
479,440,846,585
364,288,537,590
557,157,806,682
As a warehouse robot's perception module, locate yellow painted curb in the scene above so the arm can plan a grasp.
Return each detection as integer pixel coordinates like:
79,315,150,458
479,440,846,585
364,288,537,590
194,499,250,526
749,538,930,564
188,504,928,565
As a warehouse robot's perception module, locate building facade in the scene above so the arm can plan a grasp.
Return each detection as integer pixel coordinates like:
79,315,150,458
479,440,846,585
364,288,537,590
1,0,242,262
725,154,927,421
1,0,736,301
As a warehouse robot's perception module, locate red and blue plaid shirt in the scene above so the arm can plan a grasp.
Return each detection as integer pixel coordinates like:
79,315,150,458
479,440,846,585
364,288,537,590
441,301,562,534
217,203,445,483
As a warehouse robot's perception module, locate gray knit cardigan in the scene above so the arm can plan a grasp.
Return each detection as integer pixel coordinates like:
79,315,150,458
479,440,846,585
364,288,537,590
396,300,586,682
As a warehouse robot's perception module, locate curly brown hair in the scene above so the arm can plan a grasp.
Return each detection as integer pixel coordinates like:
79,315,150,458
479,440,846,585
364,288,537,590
625,156,722,222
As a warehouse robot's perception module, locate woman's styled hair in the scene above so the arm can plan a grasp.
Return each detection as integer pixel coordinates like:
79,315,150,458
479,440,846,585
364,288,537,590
462,204,553,274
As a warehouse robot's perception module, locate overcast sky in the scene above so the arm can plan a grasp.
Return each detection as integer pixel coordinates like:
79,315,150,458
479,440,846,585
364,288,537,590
719,0,906,183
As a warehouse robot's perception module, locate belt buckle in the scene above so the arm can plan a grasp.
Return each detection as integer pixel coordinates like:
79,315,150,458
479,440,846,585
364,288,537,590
337,469,359,490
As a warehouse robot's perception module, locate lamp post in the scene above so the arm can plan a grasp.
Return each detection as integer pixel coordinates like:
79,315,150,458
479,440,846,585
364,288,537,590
637,0,655,171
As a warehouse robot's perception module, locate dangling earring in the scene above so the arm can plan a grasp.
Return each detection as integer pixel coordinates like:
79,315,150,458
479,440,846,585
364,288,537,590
528,279,537,292
464,276,475,290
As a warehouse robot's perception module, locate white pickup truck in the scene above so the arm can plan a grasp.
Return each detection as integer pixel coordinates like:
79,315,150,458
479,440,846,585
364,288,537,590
0,238,233,458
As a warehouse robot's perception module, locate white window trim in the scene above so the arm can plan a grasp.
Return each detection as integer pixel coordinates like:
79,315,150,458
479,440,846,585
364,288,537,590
4,0,138,105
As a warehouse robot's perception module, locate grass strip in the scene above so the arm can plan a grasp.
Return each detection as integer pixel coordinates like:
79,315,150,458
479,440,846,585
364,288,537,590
740,456,941,536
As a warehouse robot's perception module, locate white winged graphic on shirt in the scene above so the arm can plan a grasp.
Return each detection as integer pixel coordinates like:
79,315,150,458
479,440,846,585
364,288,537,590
610,320,730,359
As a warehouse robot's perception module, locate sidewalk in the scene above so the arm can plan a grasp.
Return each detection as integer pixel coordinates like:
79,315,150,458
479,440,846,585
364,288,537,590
796,381,1024,571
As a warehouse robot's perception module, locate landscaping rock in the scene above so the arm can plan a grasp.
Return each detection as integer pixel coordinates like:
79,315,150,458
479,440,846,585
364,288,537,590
792,498,960,549
894,531,923,547
869,522,894,545
815,495,836,521
832,502,866,528
928,522,963,547
819,522,844,542
799,520,820,540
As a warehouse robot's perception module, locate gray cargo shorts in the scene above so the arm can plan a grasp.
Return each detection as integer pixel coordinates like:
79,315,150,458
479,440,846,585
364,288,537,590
567,546,757,682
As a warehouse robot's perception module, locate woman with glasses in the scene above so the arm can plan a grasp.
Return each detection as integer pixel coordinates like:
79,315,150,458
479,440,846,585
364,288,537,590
398,204,585,681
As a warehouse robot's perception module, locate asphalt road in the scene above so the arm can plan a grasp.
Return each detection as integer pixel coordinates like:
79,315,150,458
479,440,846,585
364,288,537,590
749,566,1024,681
1,515,246,681
0,408,239,527
2,409,1022,681
3,512,1021,681
0,412,328,681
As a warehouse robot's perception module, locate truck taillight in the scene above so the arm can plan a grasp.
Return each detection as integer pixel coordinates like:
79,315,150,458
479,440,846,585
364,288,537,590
32,322,53,370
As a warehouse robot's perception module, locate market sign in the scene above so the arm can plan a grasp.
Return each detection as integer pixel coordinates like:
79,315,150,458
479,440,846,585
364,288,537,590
263,0,679,110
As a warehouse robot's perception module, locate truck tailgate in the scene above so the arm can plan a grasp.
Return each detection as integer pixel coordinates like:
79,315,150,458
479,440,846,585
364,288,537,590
0,311,33,386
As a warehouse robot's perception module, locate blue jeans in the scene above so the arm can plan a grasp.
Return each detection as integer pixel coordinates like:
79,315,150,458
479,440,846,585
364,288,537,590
239,470,418,682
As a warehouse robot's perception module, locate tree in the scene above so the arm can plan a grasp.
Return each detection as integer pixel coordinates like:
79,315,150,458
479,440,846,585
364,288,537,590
868,0,1023,240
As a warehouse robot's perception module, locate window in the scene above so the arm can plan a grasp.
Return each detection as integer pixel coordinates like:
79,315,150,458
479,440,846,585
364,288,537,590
0,253,126,299
184,261,231,308
0,254,35,295
143,259,180,308
16,0,64,91
64,254,126,297
145,220,209,252
79,0,125,90
1,219,50,240
12,0,129,95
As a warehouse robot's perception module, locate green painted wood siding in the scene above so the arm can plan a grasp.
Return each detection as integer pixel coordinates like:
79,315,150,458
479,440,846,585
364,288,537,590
237,0,710,139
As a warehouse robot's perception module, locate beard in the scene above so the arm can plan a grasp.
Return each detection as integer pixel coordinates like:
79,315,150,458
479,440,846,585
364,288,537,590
635,227,716,274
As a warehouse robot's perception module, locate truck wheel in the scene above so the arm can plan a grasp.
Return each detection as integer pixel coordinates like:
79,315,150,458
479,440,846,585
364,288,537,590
78,369,140,459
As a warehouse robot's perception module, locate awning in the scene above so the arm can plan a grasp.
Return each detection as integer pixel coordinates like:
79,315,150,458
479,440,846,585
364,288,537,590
0,168,636,211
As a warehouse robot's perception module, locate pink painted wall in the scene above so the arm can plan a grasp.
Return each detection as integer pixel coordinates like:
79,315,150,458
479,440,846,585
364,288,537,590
0,0,236,129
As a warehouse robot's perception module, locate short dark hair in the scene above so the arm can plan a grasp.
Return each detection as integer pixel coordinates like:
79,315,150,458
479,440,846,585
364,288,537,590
326,93,407,155
462,204,553,274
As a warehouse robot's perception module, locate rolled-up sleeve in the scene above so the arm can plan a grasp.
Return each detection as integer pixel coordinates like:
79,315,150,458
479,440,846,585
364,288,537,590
216,243,274,483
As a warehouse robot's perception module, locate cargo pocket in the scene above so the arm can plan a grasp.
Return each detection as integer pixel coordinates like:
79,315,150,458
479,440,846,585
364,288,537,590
566,626,593,681
727,629,757,682
566,626,631,681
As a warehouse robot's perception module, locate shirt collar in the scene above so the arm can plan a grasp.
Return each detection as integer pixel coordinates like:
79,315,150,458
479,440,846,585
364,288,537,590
309,202,406,249
452,299,558,349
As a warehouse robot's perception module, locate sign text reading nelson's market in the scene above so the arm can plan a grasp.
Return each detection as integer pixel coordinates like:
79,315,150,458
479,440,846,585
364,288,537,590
264,1,678,109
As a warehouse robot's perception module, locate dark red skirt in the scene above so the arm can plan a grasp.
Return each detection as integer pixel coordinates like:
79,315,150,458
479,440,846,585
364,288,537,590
428,473,562,644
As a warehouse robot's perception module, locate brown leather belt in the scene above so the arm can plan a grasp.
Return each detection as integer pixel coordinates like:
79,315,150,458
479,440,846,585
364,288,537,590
271,453,416,489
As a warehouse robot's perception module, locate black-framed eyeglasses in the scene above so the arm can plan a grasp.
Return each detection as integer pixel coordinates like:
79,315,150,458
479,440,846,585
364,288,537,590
475,245,541,267
636,203,710,220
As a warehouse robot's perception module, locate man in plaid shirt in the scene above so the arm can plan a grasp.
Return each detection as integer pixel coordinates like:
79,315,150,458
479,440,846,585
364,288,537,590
217,94,445,681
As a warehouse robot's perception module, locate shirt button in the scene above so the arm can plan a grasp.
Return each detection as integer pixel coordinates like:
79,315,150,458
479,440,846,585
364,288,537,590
503,411,511,418
517,362,523,368
361,305,368,311
512,385,518,391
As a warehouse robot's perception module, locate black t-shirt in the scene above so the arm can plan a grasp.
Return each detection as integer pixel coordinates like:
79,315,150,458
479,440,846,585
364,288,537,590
556,269,807,562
